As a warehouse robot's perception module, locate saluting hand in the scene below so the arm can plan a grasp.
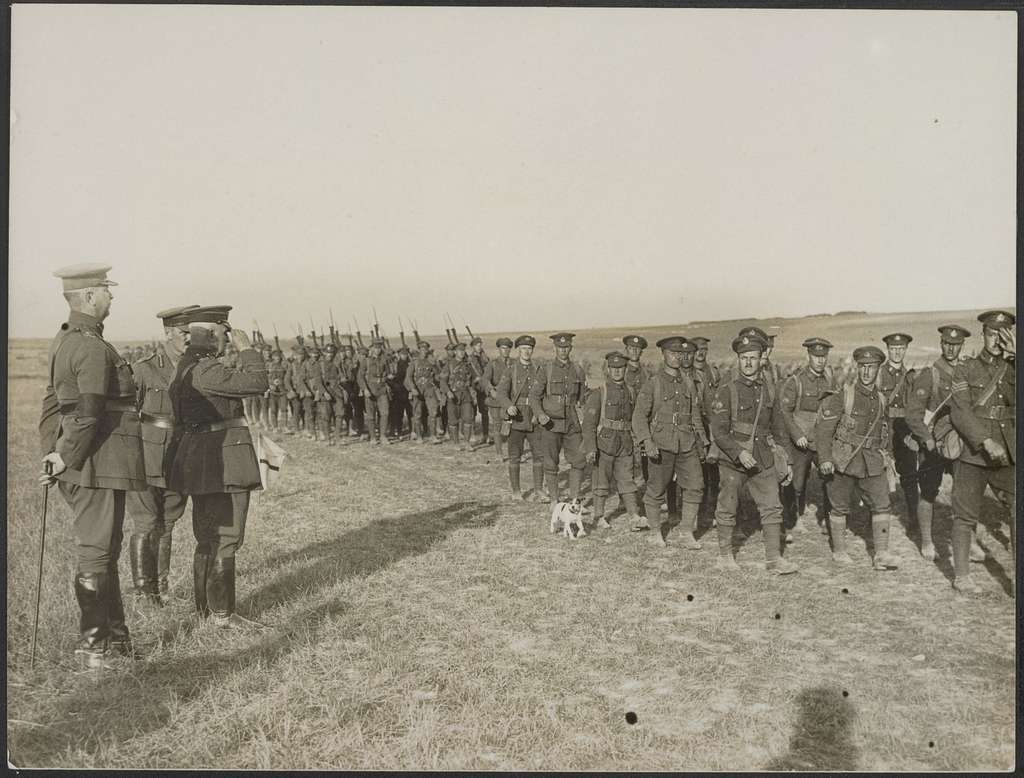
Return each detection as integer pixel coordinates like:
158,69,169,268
998,327,1015,358
39,452,66,486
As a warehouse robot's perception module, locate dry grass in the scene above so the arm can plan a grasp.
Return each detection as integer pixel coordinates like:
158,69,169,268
5,321,1015,770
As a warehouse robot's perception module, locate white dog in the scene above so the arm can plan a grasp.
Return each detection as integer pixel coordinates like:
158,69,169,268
550,498,587,539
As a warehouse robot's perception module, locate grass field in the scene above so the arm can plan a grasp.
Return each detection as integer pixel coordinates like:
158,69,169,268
6,310,1016,770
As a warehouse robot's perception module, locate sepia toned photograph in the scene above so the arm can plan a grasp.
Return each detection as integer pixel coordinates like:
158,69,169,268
6,4,1017,771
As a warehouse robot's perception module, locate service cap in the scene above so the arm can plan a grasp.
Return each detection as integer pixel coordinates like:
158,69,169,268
853,345,886,365
882,333,913,346
184,305,233,327
679,340,698,354
732,334,765,354
496,337,514,348
470,336,483,345
371,337,385,346
605,351,628,368
656,336,688,352
802,337,833,356
689,336,710,347
622,335,648,349
418,340,431,349
550,332,576,347
977,310,1015,329
53,263,118,292
738,326,769,342
515,334,536,348
156,305,201,327
937,325,971,344
454,341,467,351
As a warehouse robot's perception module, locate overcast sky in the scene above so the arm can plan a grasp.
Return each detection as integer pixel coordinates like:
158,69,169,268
9,6,1017,340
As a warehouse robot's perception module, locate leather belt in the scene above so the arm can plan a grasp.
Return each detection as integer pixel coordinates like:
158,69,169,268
600,419,630,431
887,407,906,418
141,412,175,429
180,417,249,434
60,399,137,414
656,411,692,426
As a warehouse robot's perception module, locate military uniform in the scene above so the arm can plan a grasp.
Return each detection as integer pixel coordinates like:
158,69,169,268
306,349,336,444
283,348,307,434
690,336,721,525
441,344,478,449
877,333,918,518
481,338,513,460
530,333,588,505
301,349,324,441
128,313,195,601
468,339,490,444
816,346,899,570
495,335,546,499
405,344,444,443
622,335,651,489
948,310,1015,593
39,264,146,667
582,352,641,526
167,306,268,626
709,334,796,574
338,346,361,436
388,350,413,440
357,342,393,444
777,338,835,532
265,352,288,431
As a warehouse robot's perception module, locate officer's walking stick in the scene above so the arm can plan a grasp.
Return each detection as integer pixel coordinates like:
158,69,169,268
30,461,53,670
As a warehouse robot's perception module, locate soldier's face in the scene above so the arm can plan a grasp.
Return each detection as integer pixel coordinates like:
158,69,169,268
87,286,114,319
498,345,511,358
983,327,1003,356
941,341,962,362
662,349,683,369
738,351,761,377
808,353,828,373
624,345,643,362
886,344,907,364
164,325,188,356
555,345,572,361
695,347,708,364
370,346,381,357
518,345,534,361
608,365,626,381
679,351,694,369
858,362,880,386
473,343,483,354
455,349,467,361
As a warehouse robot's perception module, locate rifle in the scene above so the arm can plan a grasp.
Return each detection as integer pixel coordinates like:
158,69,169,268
445,312,461,344
372,306,381,340
398,317,407,349
412,319,421,346
272,323,281,352
329,308,340,346
354,316,366,348
346,324,355,348
465,323,475,341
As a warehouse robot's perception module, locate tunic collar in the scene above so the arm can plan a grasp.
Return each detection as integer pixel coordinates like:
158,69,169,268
68,310,104,335
856,380,877,397
979,349,997,365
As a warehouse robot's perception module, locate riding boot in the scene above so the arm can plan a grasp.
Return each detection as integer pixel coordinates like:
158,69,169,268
193,544,214,618
207,556,236,622
917,499,936,561
508,465,523,500
568,468,583,501
157,529,172,596
74,572,110,668
106,562,134,657
829,515,852,563
677,501,702,550
129,531,161,605
872,513,900,570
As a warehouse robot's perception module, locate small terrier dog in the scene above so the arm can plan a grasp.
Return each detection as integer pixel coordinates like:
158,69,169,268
550,498,586,539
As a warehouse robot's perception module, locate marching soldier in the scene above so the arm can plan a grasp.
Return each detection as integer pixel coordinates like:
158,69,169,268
816,346,900,570
469,337,491,446
481,337,514,460
777,337,835,537
357,337,393,445
126,305,197,604
441,341,478,450
905,325,973,561
496,335,546,501
265,348,288,432
631,336,706,548
322,343,348,443
877,333,918,521
582,351,642,528
948,310,1015,594
406,340,444,444
39,264,147,669
709,334,797,574
166,305,268,628
530,333,589,507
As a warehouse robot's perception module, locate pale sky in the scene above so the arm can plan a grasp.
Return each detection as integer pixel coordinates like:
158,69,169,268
9,6,1017,340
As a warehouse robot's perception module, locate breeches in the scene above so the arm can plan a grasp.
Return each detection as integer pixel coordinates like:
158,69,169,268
192,491,250,559
593,451,638,497
715,463,782,527
951,460,1015,528
827,471,891,516
58,482,128,575
127,486,188,535
508,427,543,460
540,427,586,473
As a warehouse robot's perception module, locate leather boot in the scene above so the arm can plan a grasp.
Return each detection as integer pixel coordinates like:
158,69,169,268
74,572,110,668
677,502,702,550
508,465,523,501
193,545,214,617
951,520,981,593
872,514,900,570
715,523,740,571
208,556,245,629
917,499,936,561
592,496,609,528
666,480,679,516
764,524,799,574
532,465,548,502
829,515,852,564
106,562,134,658
129,531,161,605
157,529,172,596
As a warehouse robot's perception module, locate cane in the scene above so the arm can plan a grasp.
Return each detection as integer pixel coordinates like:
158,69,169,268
30,461,53,670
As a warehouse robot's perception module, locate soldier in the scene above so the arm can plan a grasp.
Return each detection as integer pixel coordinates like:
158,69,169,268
691,335,721,525
623,335,651,492
357,337,393,445
389,347,413,441
469,337,491,446
283,344,306,435
346,344,367,438
481,337,514,460
905,325,974,561
709,334,797,574
948,310,1015,594
530,333,588,508
816,346,900,570
126,305,198,604
777,337,835,537
265,348,288,432
441,341,478,450
300,346,323,441
582,351,642,528
406,340,444,444
309,345,337,444
39,264,147,669
877,333,918,521
631,336,706,548
166,305,268,628
691,337,721,390
496,335,547,501
339,344,361,438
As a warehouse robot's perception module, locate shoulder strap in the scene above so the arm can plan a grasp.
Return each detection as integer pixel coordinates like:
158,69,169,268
729,380,739,427
975,359,1009,409
596,384,607,433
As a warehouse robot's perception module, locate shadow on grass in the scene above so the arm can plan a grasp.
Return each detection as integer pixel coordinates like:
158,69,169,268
765,684,859,771
8,500,500,768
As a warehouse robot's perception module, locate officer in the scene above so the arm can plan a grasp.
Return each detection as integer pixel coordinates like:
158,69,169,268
265,348,288,433
39,264,147,669
905,325,974,561
582,351,642,528
166,305,268,628
878,333,918,520
777,337,836,537
469,336,491,446
481,338,514,460
405,340,444,444
283,344,307,435
816,346,900,570
357,337,393,445
530,333,588,508
496,335,546,500
126,305,197,603
948,310,1015,594
441,341,478,450
631,336,705,548
709,334,797,574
